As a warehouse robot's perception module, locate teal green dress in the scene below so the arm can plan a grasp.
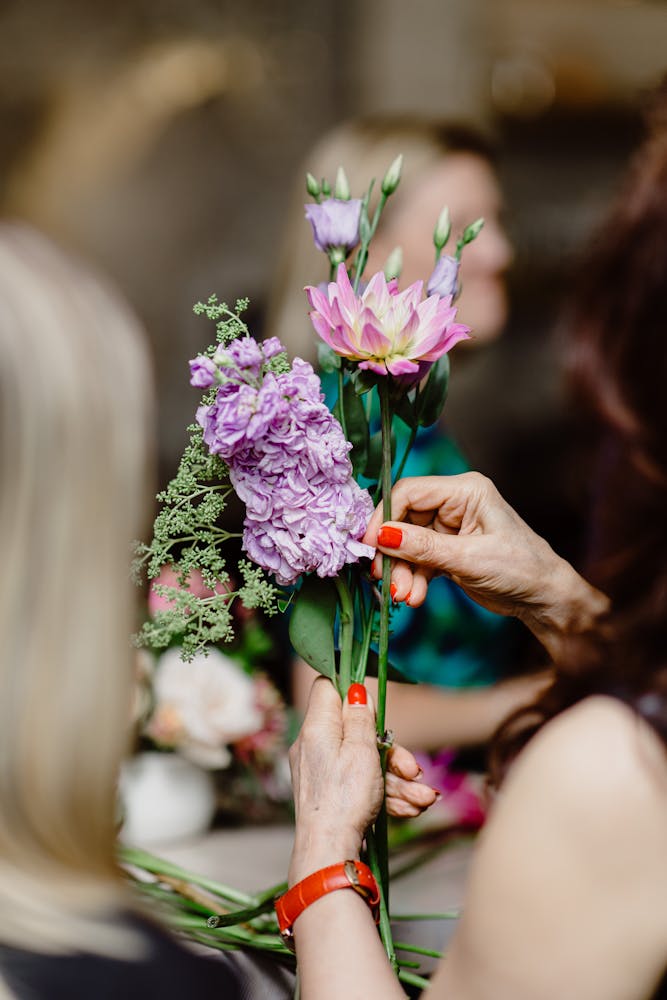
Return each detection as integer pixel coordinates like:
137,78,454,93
324,372,515,689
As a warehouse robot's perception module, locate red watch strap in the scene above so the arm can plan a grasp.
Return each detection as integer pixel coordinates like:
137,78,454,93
275,860,380,947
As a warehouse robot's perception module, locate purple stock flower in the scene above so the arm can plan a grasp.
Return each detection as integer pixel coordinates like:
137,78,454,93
189,355,218,388
427,255,460,299
305,198,362,255
195,340,375,585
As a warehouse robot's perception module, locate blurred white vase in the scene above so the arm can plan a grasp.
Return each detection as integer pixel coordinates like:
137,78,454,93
119,751,216,846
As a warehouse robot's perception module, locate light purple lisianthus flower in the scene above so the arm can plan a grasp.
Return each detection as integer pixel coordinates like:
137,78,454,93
189,355,218,388
427,254,460,300
306,262,470,378
305,198,363,254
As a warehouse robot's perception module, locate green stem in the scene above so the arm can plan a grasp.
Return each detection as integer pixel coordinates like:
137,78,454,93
119,847,255,907
377,379,393,736
334,574,354,694
394,941,444,960
337,367,348,441
353,584,373,684
365,827,398,973
393,424,417,485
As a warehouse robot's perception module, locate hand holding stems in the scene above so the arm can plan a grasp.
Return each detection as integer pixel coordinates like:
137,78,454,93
288,677,437,887
364,472,610,663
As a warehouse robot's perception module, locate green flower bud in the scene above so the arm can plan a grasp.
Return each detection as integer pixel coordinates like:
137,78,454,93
381,154,403,196
328,246,346,267
306,172,320,198
321,178,332,197
383,245,403,281
433,206,451,251
334,166,351,201
462,217,485,245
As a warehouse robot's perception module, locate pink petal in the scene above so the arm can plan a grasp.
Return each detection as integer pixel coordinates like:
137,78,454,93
386,356,420,376
419,324,471,360
358,359,388,375
360,320,391,355
333,261,358,315
363,270,390,312
305,284,331,318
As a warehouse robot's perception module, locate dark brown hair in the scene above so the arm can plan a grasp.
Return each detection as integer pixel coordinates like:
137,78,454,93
491,81,667,780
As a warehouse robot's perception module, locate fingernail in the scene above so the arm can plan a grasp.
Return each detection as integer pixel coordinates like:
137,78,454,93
370,562,379,580
415,767,423,780
390,582,398,602
431,788,442,801
405,590,412,605
347,683,367,706
377,525,402,549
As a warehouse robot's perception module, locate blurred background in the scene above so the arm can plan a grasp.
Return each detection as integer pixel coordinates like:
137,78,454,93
1,0,665,561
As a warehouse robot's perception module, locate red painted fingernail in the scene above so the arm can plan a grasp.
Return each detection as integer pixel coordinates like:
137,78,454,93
370,562,379,580
405,590,412,605
390,582,398,602
347,683,367,706
378,525,403,549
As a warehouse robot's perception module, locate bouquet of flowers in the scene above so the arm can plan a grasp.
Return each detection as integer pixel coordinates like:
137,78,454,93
130,153,482,986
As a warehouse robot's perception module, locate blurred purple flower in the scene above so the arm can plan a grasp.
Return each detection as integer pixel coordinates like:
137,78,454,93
427,254,460,300
305,198,362,255
189,355,218,388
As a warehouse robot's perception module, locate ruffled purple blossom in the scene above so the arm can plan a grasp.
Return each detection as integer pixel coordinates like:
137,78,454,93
189,355,218,388
193,336,374,585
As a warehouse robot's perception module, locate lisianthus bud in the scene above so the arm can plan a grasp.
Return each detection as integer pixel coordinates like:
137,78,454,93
304,198,362,255
306,172,320,198
334,166,351,201
427,255,459,300
462,217,484,245
383,246,403,281
433,206,451,252
381,154,403,196
321,178,332,197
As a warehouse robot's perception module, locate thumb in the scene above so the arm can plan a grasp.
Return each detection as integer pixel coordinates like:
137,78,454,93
342,683,377,745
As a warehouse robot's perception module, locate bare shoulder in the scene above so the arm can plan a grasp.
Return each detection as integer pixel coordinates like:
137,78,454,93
510,695,667,806
429,697,667,1000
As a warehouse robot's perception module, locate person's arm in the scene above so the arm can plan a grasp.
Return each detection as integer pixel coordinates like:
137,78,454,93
287,679,409,999
364,473,609,664
293,656,553,752
428,696,667,1000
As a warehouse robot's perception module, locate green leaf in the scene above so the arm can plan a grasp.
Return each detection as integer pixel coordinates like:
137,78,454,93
341,379,369,476
288,576,338,680
390,390,418,429
350,368,378,396
317,342,341,372
416,354,450,427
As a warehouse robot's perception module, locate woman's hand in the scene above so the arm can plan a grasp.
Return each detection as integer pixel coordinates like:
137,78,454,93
289,678,436,884
364,473,609,661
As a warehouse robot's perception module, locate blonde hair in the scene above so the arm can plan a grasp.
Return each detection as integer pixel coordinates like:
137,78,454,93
0,223,153,953
265,116,495,362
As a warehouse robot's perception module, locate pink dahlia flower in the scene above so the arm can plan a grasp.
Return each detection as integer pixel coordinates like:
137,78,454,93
306,262,470,377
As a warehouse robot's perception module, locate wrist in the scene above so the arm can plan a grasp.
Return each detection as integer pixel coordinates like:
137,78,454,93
289,826,362,886
523,556,609,661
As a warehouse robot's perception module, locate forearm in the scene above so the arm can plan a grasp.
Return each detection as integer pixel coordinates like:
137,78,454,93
367,673,552,752
289,833,405,1000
